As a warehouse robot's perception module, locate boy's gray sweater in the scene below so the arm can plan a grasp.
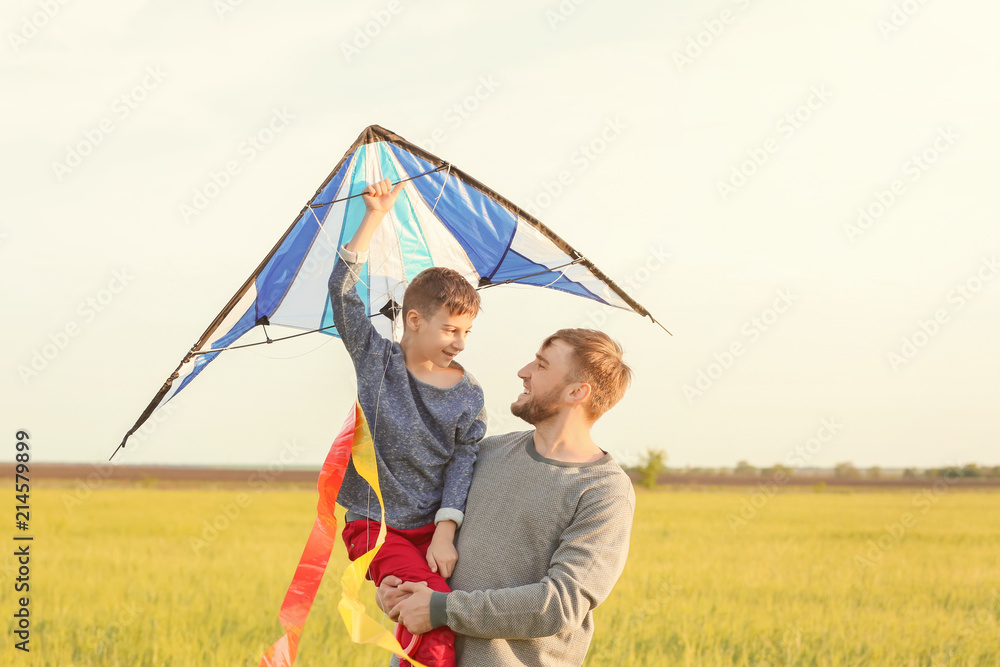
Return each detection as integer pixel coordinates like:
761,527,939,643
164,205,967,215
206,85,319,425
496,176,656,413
328,245,487,529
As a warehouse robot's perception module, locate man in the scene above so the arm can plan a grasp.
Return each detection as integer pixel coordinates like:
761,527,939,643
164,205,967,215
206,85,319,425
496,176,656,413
380,328,637,666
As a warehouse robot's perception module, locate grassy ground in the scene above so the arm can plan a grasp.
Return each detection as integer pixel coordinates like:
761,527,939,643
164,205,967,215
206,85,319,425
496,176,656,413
2,482,998,666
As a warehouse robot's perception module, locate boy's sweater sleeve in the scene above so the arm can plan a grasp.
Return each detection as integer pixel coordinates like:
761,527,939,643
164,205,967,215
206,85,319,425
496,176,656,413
429,488,635,638
328,245,391,360
434,402,487,528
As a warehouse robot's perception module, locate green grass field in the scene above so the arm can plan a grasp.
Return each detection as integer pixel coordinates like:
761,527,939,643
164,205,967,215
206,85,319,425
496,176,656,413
3,482,998,666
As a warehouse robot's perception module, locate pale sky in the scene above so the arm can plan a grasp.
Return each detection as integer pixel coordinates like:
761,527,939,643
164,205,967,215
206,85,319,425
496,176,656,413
3,0,999,470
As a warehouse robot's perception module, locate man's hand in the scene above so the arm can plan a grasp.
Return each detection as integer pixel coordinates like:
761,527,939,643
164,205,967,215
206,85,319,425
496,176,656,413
362,178,404,215
377,575,424,621
426,520,458,578
391,581,435,635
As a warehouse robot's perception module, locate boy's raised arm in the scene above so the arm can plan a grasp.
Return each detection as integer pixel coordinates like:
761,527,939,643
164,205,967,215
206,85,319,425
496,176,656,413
328,178,404,358
345,178,404,253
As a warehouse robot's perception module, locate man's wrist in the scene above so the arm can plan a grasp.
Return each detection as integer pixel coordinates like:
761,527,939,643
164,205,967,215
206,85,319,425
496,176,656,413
429,591,449,629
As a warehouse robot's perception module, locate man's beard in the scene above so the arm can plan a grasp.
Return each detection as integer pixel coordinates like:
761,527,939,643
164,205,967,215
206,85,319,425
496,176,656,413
510,385,563,425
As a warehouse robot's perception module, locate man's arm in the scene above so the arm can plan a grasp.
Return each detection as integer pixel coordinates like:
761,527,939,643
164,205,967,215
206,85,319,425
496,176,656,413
396,487,635,639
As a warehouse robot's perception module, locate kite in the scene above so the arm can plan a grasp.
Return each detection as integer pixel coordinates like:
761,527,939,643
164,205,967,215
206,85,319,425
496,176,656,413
111,124,669,459
110,124,671,665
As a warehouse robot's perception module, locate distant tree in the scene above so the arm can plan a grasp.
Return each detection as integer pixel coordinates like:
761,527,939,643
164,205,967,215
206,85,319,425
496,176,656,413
833,462,860,479
638,449,667,490
989,466,1000,479
941,466,963,480
735,460,757,476
866,466,882,479
961,464,981,478
761,464,793,478
902,468,918,480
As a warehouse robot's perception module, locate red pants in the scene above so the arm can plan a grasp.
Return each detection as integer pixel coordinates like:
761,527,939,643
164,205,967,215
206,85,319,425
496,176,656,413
342,519,455,667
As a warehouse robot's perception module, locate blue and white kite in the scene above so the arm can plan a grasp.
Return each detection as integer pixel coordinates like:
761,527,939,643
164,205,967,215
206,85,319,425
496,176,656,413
112,125,669,459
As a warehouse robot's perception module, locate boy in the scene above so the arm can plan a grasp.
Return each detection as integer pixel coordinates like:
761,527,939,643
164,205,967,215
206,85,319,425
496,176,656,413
328,178,487,667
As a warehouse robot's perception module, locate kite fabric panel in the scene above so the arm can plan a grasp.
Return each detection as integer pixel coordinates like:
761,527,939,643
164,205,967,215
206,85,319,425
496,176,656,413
112,124,664,458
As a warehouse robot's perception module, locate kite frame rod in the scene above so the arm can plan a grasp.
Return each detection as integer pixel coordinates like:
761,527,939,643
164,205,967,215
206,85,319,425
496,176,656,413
305,164,448,209
476,258,586,289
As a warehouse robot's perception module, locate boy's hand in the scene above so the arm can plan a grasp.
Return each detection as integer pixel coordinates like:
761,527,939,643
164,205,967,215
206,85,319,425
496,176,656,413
426,520,458,578
362,178,404,215
345,179,405,252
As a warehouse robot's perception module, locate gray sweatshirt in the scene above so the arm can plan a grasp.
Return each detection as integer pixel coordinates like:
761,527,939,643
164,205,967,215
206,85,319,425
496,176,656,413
429,430,635,666
328,245,487,529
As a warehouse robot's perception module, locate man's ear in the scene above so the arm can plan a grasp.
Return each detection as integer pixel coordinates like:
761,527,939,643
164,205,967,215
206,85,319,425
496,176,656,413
565,382,592,408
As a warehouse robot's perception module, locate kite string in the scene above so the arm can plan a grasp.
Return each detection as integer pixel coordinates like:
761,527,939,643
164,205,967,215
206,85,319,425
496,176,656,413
430,163,451,214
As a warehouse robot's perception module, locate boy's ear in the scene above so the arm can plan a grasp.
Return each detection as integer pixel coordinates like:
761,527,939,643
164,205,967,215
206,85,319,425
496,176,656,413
404,308,422,332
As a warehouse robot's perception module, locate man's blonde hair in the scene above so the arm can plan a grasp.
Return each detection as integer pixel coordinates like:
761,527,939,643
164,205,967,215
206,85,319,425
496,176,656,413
542,328,631,421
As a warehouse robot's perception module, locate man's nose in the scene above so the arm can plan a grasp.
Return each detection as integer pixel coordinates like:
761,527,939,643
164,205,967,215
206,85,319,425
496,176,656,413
517,364,530,379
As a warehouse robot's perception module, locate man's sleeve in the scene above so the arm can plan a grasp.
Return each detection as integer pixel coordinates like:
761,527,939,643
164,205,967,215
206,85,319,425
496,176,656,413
434,400,487,528
430,486,635,639
328,245,391,360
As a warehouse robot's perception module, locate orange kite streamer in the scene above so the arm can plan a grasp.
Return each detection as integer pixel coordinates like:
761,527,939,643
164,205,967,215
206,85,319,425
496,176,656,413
259,402,426,667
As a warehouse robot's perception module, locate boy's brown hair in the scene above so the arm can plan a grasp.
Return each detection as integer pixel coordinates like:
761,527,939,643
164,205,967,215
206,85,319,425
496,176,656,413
402,267,480,320
542,328,631,421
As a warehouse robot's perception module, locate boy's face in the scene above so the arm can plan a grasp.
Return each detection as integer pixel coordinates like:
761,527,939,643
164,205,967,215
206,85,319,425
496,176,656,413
407,304,475,368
